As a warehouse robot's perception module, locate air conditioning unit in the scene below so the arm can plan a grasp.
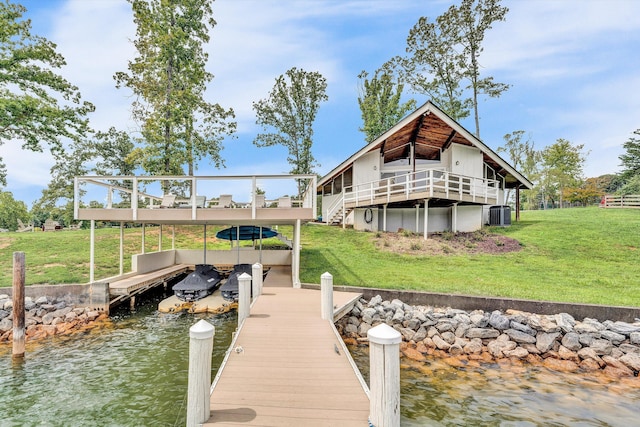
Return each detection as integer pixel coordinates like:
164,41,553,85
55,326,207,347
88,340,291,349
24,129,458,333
489,205,511,226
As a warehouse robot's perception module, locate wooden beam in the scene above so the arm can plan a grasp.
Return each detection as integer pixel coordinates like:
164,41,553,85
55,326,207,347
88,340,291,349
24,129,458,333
442,130,457,151
515,185,521,222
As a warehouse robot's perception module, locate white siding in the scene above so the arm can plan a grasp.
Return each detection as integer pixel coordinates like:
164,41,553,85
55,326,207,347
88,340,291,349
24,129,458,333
450,144,483,179
353,150,380,186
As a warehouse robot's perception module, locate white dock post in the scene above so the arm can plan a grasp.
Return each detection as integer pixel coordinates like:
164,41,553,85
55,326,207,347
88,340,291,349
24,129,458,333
238,272,252,325
368,323,401,427
186,319,215,427
321,272,333,321
252,263,263,299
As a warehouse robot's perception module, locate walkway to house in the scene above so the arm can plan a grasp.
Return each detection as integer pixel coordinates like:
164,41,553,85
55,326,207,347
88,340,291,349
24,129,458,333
203,266,370,426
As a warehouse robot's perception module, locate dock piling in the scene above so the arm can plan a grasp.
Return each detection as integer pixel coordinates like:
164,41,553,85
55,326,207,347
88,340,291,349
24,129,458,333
238,273,252,324
321,272,333,320
186,319,215,427
252,263,263,300
12,252,25,359
368,323,401,427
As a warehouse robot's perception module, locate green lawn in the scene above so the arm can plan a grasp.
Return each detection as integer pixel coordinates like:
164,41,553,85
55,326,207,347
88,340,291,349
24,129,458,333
300,207,640,307
1,208,638,307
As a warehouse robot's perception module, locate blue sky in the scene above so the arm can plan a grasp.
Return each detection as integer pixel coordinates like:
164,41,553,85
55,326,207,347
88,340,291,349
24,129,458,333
6,0,640,206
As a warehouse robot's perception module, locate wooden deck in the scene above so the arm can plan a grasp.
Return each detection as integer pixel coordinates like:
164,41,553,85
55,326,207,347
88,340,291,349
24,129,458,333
108,264,189,296
204,266,370,426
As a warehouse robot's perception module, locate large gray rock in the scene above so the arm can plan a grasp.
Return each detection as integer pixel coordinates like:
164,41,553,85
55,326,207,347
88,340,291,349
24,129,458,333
630,332,640,346
0,294,9,300
600,330,626,344
528,314,560,333
488,339,516,358
536,332,561,353
603,320,640,336
42,312,55,325
35,296,49,305
509,321,536,336
579,333,598,347
0,309,9,320
435,321,455,333
619,344,640,354
561,332,582,351
589,338,613,356
577,347,604,367
404,318,421,331
391,309,405,324
619,353,640,371
489,311,510,330
432,334,451,351
555,313,576,333
441,331,456,345
464,338,483,354
505,329,537,344
465,328,500,339
399,327,416,341
413,326,427,342
0,317,12,332
469,313,489,328
358,323,372,337
367,295,382,307
3,300,13,310
504,347,529,359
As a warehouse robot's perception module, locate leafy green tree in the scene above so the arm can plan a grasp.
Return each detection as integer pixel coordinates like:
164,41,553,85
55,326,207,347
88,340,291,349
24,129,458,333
0,191,28,231
357,69,416,143
498,130,540,210
114,0,235,184
619,129,640,181
454,0,509,137
0,0,94,186
541,139,588,208
395,0,509,136
391,14,471,121
618,175,640,195
253,67,328,197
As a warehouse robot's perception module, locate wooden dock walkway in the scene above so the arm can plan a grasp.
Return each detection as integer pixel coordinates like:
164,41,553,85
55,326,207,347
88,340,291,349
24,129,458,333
204,266,370,426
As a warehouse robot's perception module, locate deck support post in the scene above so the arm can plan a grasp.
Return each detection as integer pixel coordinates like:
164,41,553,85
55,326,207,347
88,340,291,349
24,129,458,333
452,203,458,233
252,263,263,300
382,204,387,232
90,220,95,283
321,272,333,321
141,223,146,254
186,319,214,427
12,251,25,359
368,323,401,427
423,199,429,240
129,296,136,311
238,273,252,325
515,185,521,222
293,219,301,288
119,222,124,276
415,203,420,233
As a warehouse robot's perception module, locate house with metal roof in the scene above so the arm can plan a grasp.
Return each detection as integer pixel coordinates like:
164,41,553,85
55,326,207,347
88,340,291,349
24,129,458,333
317,101,532,236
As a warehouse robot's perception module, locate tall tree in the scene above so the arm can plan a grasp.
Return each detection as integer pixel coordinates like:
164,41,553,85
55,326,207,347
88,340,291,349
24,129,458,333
619,128,640,181
357,69,416,144
392,15,471,121
0,191,28,231
454,0,509,137
0,0,94,186
498,130,540,209
114,0,235,184
396,0,509,136
541,138,587,208
253,67,328,197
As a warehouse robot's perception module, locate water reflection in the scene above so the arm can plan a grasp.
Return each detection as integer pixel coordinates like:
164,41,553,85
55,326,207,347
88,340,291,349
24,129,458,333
348,344,640,426
0,299,237,427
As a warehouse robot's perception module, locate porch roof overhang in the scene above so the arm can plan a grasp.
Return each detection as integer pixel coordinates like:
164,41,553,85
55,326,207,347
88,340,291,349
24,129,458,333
318,101,533,191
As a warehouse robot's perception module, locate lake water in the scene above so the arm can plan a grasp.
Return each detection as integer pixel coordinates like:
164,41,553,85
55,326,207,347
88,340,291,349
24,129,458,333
2,297,639,426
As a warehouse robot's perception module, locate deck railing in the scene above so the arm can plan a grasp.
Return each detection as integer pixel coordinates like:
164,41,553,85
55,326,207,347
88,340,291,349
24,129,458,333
74,174,317,221
325,169,499,224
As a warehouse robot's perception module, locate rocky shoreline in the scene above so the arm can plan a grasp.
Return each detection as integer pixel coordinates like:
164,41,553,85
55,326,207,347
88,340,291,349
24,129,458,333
337,295,640,379
0,294,109,343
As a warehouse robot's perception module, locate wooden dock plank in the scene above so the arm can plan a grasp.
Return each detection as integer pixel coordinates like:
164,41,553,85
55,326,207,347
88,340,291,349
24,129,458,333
204,269,369,426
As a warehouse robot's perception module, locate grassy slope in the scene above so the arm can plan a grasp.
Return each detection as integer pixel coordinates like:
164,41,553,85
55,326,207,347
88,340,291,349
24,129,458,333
0,208,638,306
300,207,640,307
